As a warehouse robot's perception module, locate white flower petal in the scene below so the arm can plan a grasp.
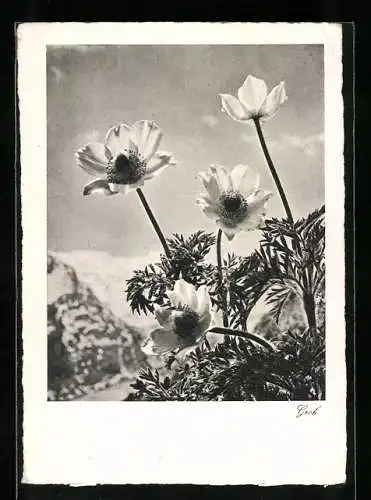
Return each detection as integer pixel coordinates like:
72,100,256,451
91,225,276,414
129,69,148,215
145,151,176,177
260,81,287,120
129,120,162,161
239,190,273,229
82,178,118,196
196,194,213,206
173,279,198,310
105,124,131,157
196,285,211,318
76,142,109,175
210,164,233,193
142,328,182,356
109,183,127,194
154,308,173,329
219,93,250,122
237,75,268,115
196,313,211,340
201,205,220,221
198,171,220,202
224,231,236,241
230,163,260,197
245,189,273,208
168,291,182,309
125,178,146,191
196,196,220,220
216,220,238,240
239,213,266,231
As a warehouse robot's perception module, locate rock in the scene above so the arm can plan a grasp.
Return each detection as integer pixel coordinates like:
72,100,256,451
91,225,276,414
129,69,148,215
47,252,148,401
251,313,283,340
278,291,308,333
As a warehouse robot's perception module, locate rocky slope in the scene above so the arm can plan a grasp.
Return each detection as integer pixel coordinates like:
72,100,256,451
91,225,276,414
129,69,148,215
47,251,325,401
47,253,148,401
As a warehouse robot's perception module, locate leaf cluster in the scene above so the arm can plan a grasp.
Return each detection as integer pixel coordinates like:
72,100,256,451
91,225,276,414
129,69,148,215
225,206,325,328
125,208,325,336
125,325,325,401
125,230,217,314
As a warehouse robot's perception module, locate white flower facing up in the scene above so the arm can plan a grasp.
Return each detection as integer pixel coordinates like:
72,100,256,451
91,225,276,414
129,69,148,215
76,120,177,196
219,74,287,123
197,164,273,240
142,279,212,356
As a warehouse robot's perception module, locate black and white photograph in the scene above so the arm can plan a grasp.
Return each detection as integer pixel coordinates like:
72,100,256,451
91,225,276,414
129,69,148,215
19,23,346,486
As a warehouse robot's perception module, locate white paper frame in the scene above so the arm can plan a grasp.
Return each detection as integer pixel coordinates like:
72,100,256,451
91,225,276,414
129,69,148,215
18,22,346,486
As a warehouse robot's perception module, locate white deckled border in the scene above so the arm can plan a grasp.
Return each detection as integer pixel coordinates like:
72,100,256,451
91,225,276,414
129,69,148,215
18,22,346,485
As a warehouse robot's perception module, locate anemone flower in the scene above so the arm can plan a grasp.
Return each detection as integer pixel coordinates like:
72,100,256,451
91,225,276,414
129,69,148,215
219,75,287,123
197,163,272,241
142,278,212,356
76,120,177,196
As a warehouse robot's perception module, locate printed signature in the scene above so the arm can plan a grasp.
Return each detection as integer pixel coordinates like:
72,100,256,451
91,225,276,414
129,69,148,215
296,404,322,418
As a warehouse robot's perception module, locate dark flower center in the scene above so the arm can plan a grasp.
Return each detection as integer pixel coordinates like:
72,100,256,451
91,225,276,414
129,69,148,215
219,191,248,223
223,196,241,212
173,307,200,340
106,152,147,185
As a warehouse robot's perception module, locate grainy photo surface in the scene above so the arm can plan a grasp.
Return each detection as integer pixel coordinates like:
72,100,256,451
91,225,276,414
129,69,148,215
47,44,325,402
20,23,346,486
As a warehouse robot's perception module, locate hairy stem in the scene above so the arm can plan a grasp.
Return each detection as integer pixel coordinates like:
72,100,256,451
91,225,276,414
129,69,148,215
239,313,247,331
313,271,325,296
253,119,320,331
208,327,277,353
253,117,294,223
303,292,317,331
136,188,171,259
216,229,229,327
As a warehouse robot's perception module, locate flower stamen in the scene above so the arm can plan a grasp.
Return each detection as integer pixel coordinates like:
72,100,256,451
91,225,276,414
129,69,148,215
219,190,248,223
173,307,200,340
107,151,147,185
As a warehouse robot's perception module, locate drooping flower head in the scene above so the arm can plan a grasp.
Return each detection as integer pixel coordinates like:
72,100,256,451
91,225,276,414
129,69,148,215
219,75,287,123
76,120,177,196
197,164,272,240
142,278,212,356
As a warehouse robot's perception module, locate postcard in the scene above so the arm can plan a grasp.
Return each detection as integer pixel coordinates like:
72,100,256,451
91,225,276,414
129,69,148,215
18,22,346,485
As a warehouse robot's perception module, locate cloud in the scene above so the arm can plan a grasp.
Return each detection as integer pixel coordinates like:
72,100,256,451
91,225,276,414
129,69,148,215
49,65,66,83
57,249,161,283
201,114,219,128
269,132,324,157
55,249,161,327
49,45,104,56
76,129,101,146
71,45,112,54
241,133,257,144
71,45,93,53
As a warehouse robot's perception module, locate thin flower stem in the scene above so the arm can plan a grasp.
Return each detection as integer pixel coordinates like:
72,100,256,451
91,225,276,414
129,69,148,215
253,119,319,329
303,290,318,331
216,229,229,327
253,117,294,223
136,188,171,259
208,327,277,353
313,271,325,295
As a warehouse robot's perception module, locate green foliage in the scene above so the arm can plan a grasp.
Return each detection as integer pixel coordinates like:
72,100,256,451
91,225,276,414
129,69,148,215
224,206,325,329
262,205,325,298
126,208,325,332
126,230,217,314
124,208,326,402
125,325,325,401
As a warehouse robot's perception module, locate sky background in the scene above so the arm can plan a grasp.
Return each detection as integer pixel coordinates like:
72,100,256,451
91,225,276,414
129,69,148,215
47,44,324,261
47,45,324,326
